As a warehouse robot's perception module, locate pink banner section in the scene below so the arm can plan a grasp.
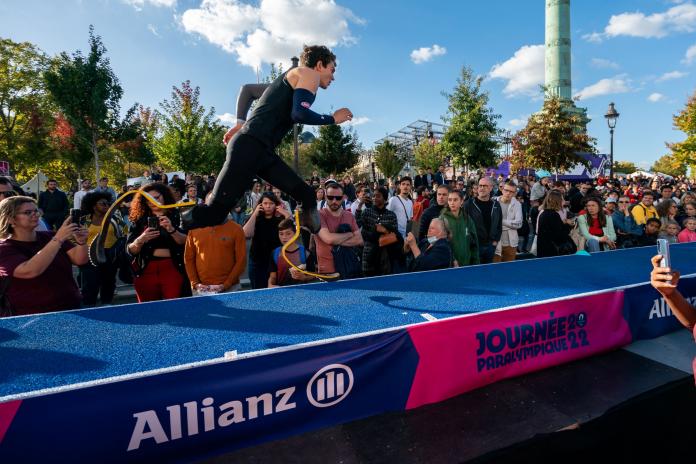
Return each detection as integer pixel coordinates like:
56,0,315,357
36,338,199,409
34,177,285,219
0,400,21,444
406,291,631,410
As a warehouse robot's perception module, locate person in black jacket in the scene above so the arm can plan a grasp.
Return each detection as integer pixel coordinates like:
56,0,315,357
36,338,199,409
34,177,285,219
464,177,502,264
37,179,69,230
418,184,449,239
405,218,452,272
537,191,573,258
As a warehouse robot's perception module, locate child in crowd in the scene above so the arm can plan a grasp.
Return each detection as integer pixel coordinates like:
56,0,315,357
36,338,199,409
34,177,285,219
678,217,696,243
638,217,662,246
268,219,316,287
658,219,680,244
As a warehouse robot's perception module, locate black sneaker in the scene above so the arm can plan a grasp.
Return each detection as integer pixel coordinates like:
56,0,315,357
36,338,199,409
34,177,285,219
298,207,320,233
180,204,228,230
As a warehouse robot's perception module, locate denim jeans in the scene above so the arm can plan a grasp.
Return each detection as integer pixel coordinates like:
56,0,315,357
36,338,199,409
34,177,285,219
479,244,496,264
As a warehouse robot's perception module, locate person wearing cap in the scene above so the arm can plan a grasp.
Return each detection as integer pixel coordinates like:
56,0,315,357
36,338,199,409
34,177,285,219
530,176,550,206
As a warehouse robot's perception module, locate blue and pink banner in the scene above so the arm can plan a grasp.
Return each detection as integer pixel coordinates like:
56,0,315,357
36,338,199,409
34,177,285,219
0,283,690,462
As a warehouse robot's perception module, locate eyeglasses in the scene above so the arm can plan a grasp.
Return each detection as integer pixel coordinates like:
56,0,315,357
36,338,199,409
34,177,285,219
16,209,41,217
326,195,343,201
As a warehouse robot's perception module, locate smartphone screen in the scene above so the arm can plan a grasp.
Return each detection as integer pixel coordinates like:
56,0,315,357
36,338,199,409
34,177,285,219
147,216,159,230
657,238,671,268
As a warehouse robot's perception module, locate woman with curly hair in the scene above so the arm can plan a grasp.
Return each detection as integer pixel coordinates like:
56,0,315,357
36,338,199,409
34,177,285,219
79,191,126,306
126,183,188,302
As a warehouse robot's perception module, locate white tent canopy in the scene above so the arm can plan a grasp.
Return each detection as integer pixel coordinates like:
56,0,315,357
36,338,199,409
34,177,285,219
21,171,49,195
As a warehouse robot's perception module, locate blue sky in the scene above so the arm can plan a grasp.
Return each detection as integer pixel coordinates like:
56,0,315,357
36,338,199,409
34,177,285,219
2,0,695,169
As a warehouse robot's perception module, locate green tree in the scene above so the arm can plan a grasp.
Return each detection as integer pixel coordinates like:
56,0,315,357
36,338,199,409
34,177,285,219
154,80,225,174
413,139,445,171
44,26,124,180
307,124,360,175
441,66,501,172
373,140,406,180
667,90,696,173
651,154,686,177
613,160,637,174
0,38,53,173
511,96,596,177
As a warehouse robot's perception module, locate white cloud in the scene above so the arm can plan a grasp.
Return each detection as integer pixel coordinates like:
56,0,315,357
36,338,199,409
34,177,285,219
574,76,631,100
489,44,545,97
147,24,160,37
683,43,696,64
345,116,370,126
181,0,362,69
509,115,529,128
216,112,237,125
656,70,688,81
590,58,619,69
123,0,176,9
583,3,696,42
648,93,665,102
410,45,447,64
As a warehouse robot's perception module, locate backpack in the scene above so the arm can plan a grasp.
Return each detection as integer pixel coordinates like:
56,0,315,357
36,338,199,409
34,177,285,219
331,223,362,279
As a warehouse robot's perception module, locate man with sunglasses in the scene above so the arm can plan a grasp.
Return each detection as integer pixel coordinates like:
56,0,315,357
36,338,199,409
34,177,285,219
465,176,502,264
315,182,363,276
493,181,523,262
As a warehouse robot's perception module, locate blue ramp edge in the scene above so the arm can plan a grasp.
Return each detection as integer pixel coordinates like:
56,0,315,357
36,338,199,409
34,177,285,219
1,243,695,397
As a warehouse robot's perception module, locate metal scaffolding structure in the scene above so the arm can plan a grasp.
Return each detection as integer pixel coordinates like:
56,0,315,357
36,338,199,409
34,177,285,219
375,120,447,160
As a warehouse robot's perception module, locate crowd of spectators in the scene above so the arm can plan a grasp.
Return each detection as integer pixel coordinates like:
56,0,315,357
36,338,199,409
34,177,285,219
0,165,695,317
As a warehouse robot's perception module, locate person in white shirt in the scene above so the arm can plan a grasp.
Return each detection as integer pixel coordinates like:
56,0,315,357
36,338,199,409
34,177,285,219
387,176,414,238
494,181,523,262
73,179,91,210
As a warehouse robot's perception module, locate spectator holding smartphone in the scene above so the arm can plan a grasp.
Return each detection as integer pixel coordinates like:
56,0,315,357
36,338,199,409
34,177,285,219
126,184,188,302
0,196,88,315
650,254,696,380
243,192,291,289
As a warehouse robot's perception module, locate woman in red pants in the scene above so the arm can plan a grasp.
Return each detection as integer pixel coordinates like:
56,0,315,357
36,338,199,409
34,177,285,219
126,183,188,302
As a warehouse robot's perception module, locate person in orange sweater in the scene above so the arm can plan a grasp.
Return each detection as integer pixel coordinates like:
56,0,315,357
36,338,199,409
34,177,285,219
184,208,247,295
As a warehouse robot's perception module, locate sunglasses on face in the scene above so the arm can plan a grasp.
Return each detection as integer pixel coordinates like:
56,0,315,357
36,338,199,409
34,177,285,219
16,209,41,217
326,195,343,201
0,190,16,198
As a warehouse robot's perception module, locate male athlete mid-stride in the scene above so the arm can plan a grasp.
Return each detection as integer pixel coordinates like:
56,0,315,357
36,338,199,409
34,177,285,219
182,45,353,231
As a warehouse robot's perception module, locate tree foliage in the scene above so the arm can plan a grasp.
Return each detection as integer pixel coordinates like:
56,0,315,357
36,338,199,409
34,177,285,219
373,140,406,180
667,89,696,173
441,66,501,170
651,154,686,177
44,26,124,179
0,37,53,173
307,124,360,175
613,160,637,174
413,139,445,171
511,96,596,176
154,80,225,174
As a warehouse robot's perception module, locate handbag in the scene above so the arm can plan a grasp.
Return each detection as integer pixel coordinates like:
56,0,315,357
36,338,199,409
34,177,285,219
378,232,398,247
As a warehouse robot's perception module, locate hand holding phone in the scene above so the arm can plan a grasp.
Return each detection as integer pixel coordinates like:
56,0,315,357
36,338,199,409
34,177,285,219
70,208,82,225
657,238,671,269
147,216,159,230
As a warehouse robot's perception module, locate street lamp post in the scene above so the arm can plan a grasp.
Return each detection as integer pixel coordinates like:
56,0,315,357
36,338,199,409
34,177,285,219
291,56,300,173
604,102,620,179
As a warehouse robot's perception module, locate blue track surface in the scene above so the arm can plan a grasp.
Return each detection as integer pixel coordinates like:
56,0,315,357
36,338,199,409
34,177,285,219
2,243,696,399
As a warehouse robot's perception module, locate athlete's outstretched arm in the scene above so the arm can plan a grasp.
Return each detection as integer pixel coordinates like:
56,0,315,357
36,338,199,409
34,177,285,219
222,83,269,145
292,68,353,125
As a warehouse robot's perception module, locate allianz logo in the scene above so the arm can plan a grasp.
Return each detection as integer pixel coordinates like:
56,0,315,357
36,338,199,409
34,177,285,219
648,295,696,319
128,364,354,451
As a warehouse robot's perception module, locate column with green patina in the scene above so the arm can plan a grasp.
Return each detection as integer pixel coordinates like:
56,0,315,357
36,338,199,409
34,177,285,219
545,0,572,101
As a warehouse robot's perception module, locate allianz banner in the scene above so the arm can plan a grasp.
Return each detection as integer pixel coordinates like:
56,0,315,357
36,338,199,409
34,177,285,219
0,329,418,463
623,276,696,340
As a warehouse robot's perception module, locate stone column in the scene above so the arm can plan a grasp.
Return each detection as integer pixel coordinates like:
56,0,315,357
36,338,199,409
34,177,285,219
545,0,572,101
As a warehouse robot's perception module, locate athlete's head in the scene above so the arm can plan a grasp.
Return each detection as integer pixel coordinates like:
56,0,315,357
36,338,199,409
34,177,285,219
300,45,336,89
